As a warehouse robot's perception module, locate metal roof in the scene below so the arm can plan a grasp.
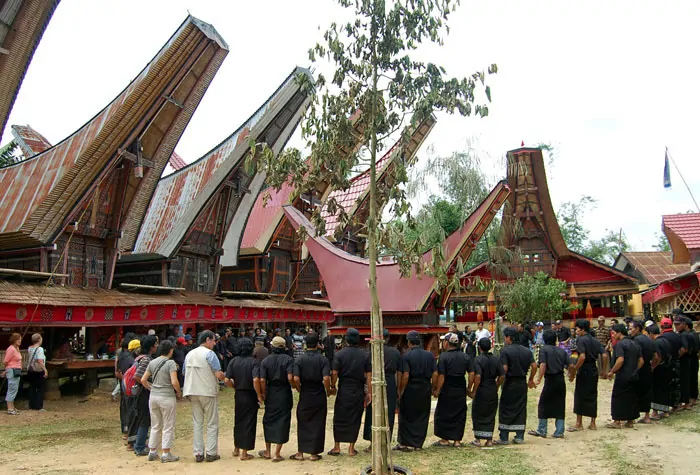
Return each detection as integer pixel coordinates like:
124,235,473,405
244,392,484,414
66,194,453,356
618,251,689,285
10,124,51,157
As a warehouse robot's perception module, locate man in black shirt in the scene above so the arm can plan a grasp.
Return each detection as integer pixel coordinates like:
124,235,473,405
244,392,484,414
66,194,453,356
395,330,437,451
328,328,370,457
224,338,258,461
674,316,692,410
433,332,474,447
571,319,607,431
363,329,402,450
648,324,673,420
554,320,571,347
495,327,536,445
629,320,655,423
687,318,700,407
463,325,477,358
606,324,643,428
659,317,682,410
321,329,335,367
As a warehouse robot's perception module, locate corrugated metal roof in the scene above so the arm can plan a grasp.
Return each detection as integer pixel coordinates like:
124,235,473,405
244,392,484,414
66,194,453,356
619,251,689,285
0,15,228,250
239,181,295,254
10,124,52,157
663,213,700,250
0,0,60,141
133,67,312,258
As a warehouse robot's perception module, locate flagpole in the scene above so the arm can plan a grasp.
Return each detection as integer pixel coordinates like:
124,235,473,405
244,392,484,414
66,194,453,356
666,147,700,212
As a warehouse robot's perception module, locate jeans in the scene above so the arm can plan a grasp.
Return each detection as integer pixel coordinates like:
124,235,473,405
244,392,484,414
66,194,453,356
149,395,177,450
135,425,149,452
27,371,45,410
499,429,524,442
190,395,219,456
5,371,20,402
537,418,565,437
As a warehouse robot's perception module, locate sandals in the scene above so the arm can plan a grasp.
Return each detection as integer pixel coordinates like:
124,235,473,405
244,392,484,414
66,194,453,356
240,454,254,461
605,423,621,429
567,426,583,432
327,450,341,456
271,456,284,463
289,454,304,461
469,440,482,447
491,439,509,445
528,430,545,438
6,409,19,416
309,455,322,462
258,450,271,460
392,445,412,452
637,419,652,424
431,441,452,448
348,450,358,457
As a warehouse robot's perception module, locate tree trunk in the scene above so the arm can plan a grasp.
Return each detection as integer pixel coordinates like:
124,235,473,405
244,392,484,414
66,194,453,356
369,2,391,473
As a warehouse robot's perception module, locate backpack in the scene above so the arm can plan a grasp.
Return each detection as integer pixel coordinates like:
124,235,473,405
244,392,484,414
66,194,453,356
123,355,146,397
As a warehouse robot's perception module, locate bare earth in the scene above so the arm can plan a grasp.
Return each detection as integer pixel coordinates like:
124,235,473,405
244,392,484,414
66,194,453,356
2,378,699,475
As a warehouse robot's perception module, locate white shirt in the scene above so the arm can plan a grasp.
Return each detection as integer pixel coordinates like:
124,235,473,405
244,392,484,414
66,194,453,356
475,328,491,341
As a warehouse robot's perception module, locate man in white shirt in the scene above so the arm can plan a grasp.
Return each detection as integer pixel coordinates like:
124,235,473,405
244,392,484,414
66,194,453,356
183,330,225,463
475,321,491,342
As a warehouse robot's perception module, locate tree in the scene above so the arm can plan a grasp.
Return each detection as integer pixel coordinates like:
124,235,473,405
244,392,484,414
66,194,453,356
500,272,576,324
653,232,671,252
585,229,629,265
557,196,596,254
249,1,495,472
0,140,21,167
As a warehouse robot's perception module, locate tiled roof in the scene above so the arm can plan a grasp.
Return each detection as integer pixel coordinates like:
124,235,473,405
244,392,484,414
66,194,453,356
133,67,311,258
11,124,52,157
169,151,187,171
663,213,700,250
0,16,229,250
619,251,689,285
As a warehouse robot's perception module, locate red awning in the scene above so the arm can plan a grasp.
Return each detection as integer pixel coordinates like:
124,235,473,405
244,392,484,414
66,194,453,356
642,271,700,304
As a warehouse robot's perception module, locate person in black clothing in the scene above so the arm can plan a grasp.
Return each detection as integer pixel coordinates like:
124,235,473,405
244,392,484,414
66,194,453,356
363,329,402,450
225,338,259,461
606,324,643,429
469,338,504,447
529,330,572,439
284,328,295,357
395,330,437,451
674,316,692,410
116,337,136,436
173,337,186,388
328,328,371,457
495,327,537,445
449,324,464,346
554,320,571,346
649,324,673,420
254,336,295,462
516,323,531,348
687,317,700,408
433,332,475,447
463,325,477,358
629,320,655,424
659,317,682,410
291,333,331,462
570,319,607,431
321,329,335,367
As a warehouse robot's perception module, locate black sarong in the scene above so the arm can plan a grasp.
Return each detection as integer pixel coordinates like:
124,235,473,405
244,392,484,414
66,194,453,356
398,379,432,448
574,363,598,417
434,375,467,441
680,357,691,404
297,381,327,454
691,358,699,401
333,380,364,443
363,373,397,442
126,389,150,443
234,389,258,450
635,365,653,414
472,379,498,440
538,373,565,420
651,364,672,412
498,376,527,432
669,359,681,408
611,376,639,421
263,383,292,444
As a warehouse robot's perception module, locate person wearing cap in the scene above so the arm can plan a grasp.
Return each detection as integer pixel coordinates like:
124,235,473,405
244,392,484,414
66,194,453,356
658,315,682,411
469,337,504,447
328,328,371,457
606,323,643,429
534,322,544,346
395,330,437,452
362,328,402,450
494,327,536,445
674,316,693,410
529,329,573,439
182,330,226,462
569,319,607,432
291,332,331,462
225,338,258,461
254,336,295,462
432,332,475,447
629,320,655,424
648,324,673,420
127,335,158,456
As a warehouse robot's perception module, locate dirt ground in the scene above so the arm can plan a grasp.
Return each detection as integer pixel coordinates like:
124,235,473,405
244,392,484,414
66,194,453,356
1,378,699,475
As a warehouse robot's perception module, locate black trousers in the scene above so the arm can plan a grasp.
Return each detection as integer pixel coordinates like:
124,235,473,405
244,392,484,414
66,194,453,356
27,370,46,410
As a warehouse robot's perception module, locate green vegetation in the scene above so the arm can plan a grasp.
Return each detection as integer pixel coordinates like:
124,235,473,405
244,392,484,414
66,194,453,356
499,272,577,324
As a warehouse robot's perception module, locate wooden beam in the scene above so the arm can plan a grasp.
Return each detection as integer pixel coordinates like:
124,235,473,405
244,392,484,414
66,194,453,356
0,46,9,55
117,148,154,168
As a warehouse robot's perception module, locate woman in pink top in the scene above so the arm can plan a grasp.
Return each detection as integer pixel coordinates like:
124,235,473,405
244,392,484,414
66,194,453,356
3,333,23,415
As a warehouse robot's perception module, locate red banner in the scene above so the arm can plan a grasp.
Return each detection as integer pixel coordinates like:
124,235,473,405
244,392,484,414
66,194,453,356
0,303,335,327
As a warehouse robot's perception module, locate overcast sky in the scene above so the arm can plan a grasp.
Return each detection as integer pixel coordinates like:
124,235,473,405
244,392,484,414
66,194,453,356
3,0,699,251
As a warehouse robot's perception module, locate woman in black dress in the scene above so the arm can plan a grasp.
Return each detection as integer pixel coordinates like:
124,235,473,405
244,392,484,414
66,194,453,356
470,338,504,447
225,338,258,461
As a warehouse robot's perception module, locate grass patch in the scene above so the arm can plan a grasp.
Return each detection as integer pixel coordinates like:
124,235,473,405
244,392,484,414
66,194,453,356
395,445,533,475
657,408,700,433
598,435,643,475
0,417,117,451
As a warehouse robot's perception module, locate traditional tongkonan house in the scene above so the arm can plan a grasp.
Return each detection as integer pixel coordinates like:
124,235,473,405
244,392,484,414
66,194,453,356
284,178,511,352
453,146,639,325
114,66,335,328
0,16,229,392
641,213,700,318
0,0,60,140
220,116,434,333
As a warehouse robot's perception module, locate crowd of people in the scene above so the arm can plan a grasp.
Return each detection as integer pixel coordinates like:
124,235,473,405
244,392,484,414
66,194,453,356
109,312,699,463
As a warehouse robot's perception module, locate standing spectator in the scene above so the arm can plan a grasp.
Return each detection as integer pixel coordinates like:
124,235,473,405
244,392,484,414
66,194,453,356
3,333,23,415
173,337,187,388
117,338,138,439
322,329,335,367
128,335,158,456
475,321,491,343
141,339,182,463
183,331,225,463
463,325,477,358
27,333,48,411
284,328,294,357
292,328,305,361
595,317,611,376
253,339,270,363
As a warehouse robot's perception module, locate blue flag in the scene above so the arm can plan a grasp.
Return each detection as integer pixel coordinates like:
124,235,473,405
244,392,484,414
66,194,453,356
664,149,671,188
